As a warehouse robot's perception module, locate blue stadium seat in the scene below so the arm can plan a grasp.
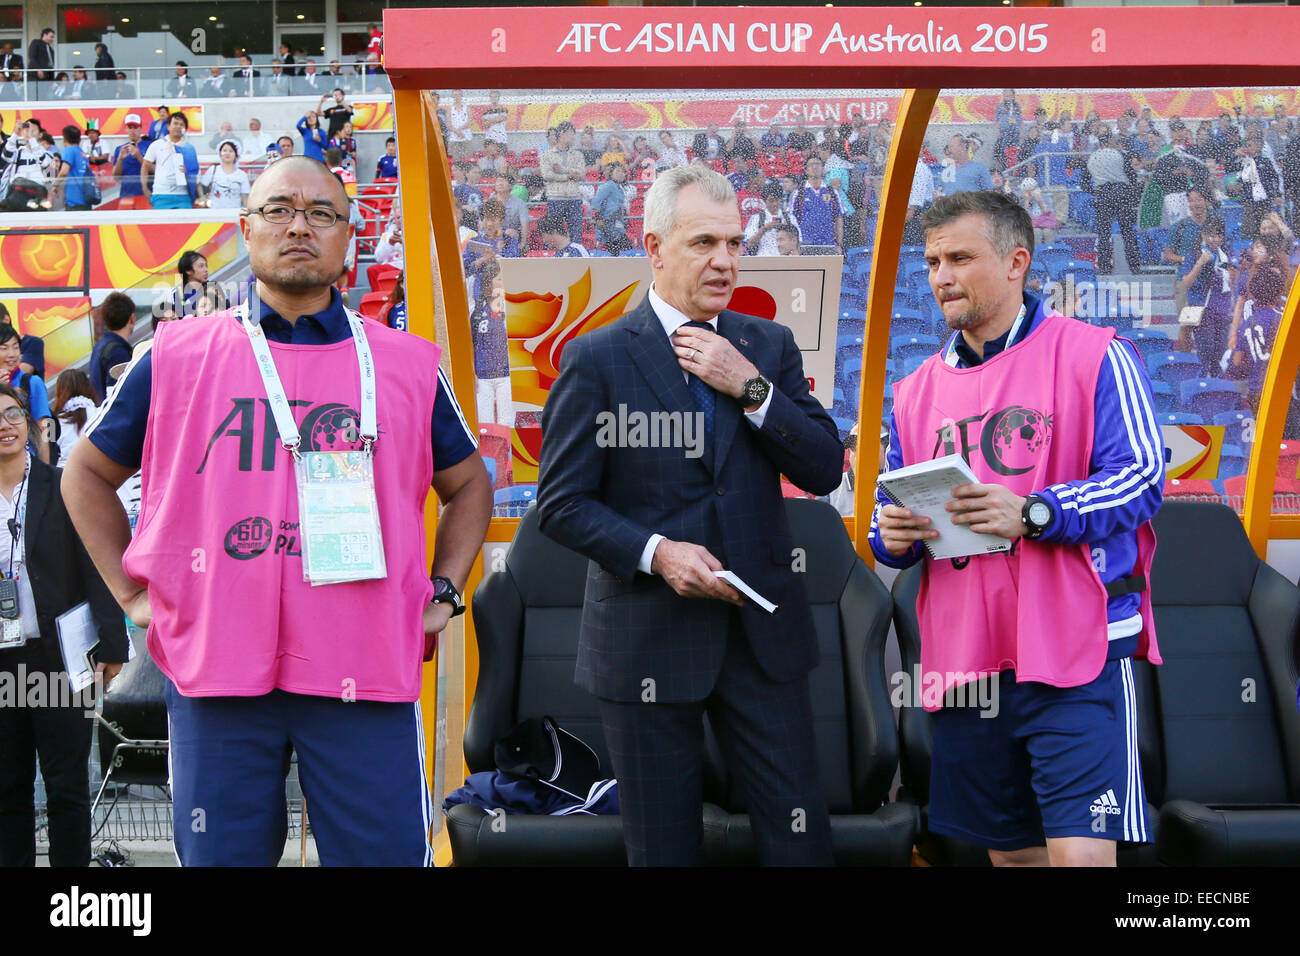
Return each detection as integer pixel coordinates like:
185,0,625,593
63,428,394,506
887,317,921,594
899,245,926,265
845,245,871,267
1127,329,1175,367
1227,237,1252,261
1218,443,1248,479
1150,381,1173,415
841,293,866,314
832,416,855,439
494,485,537,516
1141,227,1169,266
618,249,645,256
1158,412,1204,427
1026,264,1050,290
1150,351,1203,386
892,333,941,364
899,260,930,295
892,290,924,315
483,456,498,488
843,356,863,390
1067,189,1095,231
588,249,612,257
889,308,929,337
1220,203,1244,240
901,355,929,376
1214,409,1255,447
1180,378,1245,420
852,258,872,286
1053,260,1098,288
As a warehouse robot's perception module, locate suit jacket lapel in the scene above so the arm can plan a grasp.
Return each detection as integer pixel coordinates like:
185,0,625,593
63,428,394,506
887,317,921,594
709,312,749,476
627,298,693,420
22,459,50,570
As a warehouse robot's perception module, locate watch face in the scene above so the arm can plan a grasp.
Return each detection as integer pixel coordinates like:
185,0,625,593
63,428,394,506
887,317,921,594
1029,501,1051,527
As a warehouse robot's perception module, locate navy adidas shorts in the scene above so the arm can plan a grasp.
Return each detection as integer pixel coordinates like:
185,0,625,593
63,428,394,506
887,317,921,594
928,657,1150,850
164,682,434,866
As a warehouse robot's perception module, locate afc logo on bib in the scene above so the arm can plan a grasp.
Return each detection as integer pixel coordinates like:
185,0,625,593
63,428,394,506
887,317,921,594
932,405,1053,477
196,397,371,473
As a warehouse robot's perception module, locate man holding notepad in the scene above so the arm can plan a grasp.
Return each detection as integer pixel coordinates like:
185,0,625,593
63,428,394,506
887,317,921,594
871,190,1164,867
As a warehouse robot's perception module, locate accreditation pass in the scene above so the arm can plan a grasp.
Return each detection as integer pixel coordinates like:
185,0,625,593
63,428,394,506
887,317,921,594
294,450,388,585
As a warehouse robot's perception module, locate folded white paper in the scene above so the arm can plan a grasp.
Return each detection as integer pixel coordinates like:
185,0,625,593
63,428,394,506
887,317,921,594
714,570,778,613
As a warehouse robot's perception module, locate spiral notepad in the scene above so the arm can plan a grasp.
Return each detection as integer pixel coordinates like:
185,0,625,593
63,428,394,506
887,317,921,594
875,454,1014,561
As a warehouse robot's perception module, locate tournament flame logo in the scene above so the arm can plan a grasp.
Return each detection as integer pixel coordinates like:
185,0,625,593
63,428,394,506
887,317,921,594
506,269,640,480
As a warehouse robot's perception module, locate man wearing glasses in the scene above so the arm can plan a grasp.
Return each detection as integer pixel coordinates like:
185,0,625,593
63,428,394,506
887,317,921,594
65,157,493,866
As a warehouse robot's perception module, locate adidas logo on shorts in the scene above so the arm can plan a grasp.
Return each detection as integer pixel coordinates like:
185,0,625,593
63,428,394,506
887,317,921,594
1089,789,1122,816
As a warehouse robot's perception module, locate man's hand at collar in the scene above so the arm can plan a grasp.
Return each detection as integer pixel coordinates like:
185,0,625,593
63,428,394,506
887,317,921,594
671,324,759,403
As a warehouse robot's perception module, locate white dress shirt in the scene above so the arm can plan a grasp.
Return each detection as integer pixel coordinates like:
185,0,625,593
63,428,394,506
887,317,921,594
636,284,775,574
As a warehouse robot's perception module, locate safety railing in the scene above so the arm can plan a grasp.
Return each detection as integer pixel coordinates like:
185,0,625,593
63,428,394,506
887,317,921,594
3,64,392,102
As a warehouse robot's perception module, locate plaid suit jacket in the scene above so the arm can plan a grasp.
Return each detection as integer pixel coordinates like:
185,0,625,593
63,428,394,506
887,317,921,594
537,297,843,702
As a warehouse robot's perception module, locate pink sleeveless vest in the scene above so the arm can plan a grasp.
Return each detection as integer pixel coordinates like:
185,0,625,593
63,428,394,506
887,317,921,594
893,311,1159,702
123,310,442,702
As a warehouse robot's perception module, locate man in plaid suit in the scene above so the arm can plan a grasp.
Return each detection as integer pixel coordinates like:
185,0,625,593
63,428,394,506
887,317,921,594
537,165,842,866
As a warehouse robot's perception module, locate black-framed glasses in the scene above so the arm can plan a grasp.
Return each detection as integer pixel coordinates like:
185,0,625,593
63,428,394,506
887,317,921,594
0,407,27,425
245,203,345,228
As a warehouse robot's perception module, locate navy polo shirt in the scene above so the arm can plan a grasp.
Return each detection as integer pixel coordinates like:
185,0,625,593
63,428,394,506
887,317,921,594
87,288,478,472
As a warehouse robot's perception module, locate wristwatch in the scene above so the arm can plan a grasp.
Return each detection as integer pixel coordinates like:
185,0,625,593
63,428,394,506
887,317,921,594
740,375,771,407
1021,494,1053,541
431,576,466,617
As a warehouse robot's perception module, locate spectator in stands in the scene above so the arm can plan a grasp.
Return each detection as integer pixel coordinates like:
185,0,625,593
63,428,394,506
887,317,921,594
278,41,297,75
147,106,170,142
296,60,326,96
994,89,1022,171
578,129,601,168
903,156,937,245
26,28,53,98
464,199,519,302
0,41,22,90
478,138,506,176
600,134,628,169
786,114,815,157
691,123,725,163
163,251,227,322
757,123,784,156
778,173,798,215
592,161,631,254
52,126,93,211
733,166,766,220
374,208,404,269
328,120,357,173
66,67,89,99
0,72,16,103
53,368,100,465
265,59,291,96
538,213,588,257
775,223,802,257
320,89,354,141
141,111,197,209
541,120,586,244
1088,126,1142,275
275,136,294,158
482,90,509,148
1236,134,1284,238
492,174,528,250
0,325,52,461
82,125,109,166
109,113,149,207
296,110,327,162
167,62,195,99
376,136,399,180
744,182,800,256
469,260,511,427
726,121,756,166
792,156,842,249
447,89,472,160
1163,185,1211,272
0,120,52,209
233,54,260,97
627,136,658,178
940,134,994,197
324,147,356,197
208,120,236,151
1019,176,1058,243
0,305,42,378
108,70,132,100
1259,208,1295,249
1177,214,1235,378
1230,260,1287,411
48,72,68,99
201,62,229,98
197,140,250,210
89,291,135,400
657,130,687,169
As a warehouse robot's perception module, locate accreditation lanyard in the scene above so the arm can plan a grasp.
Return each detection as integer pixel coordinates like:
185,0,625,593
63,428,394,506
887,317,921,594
240,308,387,585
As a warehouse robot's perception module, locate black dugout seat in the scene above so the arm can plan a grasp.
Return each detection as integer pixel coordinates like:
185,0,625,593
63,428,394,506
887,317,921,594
1147,501,1300,865
445,500,916,865
701,498,916,865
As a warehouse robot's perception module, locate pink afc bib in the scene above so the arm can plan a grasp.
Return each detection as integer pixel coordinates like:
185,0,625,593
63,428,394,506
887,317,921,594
123,311,442,702
893,312,1159,704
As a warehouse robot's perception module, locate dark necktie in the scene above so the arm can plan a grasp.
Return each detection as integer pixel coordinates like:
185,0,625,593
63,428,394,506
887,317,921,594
681,321,715,440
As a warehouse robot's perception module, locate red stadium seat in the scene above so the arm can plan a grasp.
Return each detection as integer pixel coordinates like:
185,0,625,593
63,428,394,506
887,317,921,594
357,291,390,321
367,263,401,296
1163,478,1219,498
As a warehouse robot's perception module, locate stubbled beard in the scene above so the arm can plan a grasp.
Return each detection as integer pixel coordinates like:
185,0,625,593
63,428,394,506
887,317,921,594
943,299,985,331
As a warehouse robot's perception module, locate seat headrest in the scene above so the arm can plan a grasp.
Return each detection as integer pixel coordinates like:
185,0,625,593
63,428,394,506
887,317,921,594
784,498,856,604
505,507,592,607
1150,500,1259,605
